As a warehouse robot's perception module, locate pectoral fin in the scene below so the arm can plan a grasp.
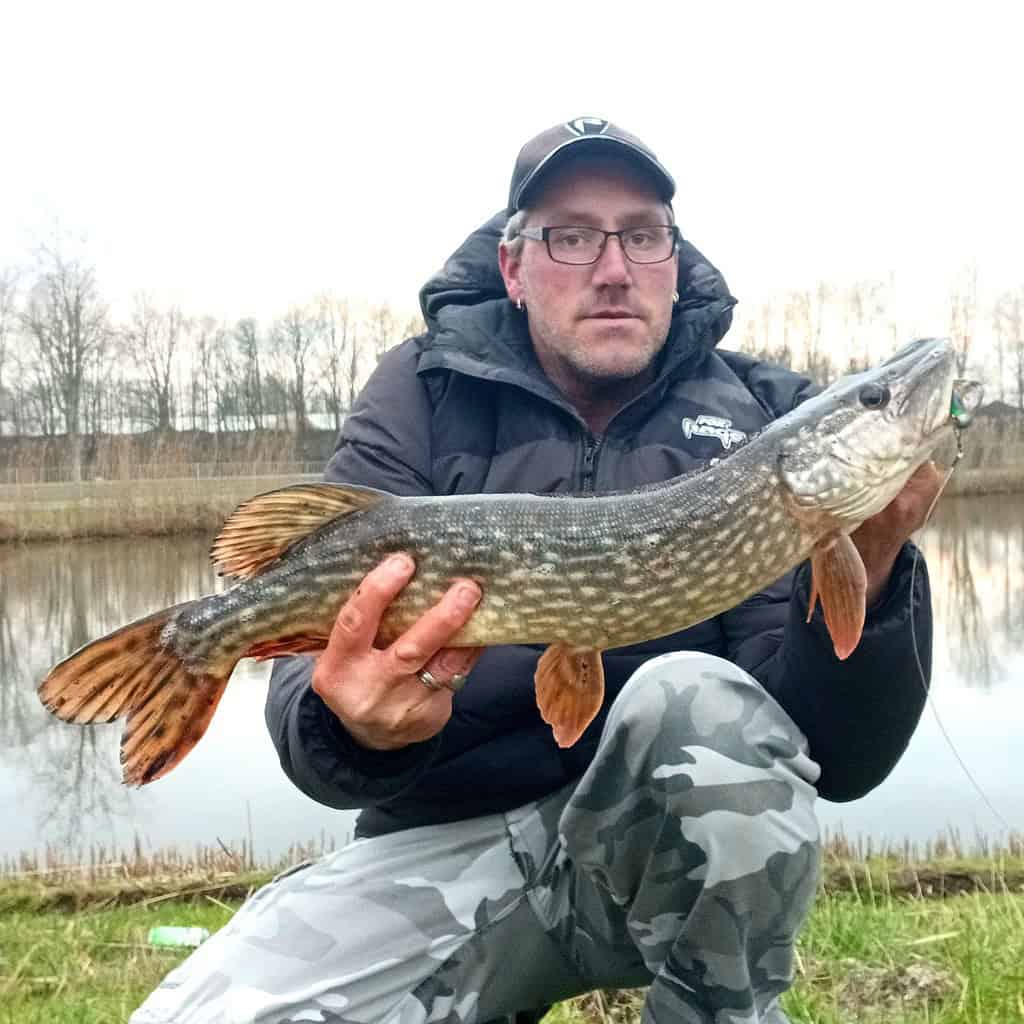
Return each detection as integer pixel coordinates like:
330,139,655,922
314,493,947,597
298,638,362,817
534,644,605,748
807,533,867,660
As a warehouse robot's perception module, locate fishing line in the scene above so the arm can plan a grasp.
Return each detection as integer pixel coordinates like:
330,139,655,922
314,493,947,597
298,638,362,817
908,429,1014,835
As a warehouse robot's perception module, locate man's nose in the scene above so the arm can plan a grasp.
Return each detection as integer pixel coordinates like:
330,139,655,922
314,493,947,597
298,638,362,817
591,235,632,286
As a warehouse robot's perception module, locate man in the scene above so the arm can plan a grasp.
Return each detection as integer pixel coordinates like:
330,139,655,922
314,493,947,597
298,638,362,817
132,118,939,1024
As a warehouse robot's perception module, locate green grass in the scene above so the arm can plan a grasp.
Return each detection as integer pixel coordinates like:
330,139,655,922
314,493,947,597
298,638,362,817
2,868,1023,1022
785,884,1024,1022
0,899,234,1023
551,883,1024,1024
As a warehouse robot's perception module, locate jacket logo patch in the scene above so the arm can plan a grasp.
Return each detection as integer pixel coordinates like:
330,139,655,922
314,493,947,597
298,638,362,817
567,117,609,136
681,414,747,450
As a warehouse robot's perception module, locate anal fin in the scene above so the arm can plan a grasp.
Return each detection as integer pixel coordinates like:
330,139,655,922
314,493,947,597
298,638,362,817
808,533,867,660
534,644,605,748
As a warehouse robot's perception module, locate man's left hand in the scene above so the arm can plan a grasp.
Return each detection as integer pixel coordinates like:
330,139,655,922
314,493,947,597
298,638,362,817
851,460,944,606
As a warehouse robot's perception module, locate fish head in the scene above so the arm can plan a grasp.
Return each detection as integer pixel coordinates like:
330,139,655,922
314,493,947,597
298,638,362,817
777,337,961,529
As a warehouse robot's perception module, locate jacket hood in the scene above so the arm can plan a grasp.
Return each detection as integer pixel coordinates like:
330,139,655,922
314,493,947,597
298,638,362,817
418,209,737,352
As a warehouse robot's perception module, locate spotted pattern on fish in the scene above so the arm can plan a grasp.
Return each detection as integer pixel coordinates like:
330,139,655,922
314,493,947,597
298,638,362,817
162,458,809,666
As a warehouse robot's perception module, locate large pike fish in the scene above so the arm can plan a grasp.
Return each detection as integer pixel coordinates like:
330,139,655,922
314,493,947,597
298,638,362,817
39,338,973,786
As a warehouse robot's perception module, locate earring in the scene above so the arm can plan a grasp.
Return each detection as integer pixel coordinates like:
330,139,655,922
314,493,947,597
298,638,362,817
516,298,525,312
672,290,680,304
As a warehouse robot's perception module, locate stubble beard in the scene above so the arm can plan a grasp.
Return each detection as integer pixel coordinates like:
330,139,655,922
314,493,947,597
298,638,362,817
533,309,672,397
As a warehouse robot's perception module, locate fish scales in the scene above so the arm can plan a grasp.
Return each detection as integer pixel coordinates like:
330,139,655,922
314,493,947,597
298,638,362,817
169,450,803,667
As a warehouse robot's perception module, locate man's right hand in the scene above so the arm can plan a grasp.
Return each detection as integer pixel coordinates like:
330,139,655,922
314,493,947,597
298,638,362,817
311,553,484,751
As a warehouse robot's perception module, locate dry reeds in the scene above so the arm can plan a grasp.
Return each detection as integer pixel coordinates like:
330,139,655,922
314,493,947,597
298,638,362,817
821,826,1024,866
0,472,317,542
1,832,338,886
0,429,330,486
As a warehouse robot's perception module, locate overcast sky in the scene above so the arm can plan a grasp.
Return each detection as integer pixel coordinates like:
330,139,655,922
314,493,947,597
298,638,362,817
3,1,1021,346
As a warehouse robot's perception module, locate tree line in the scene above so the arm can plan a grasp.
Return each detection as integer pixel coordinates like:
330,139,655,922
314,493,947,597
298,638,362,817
1,246,1023,482
735,269,1024,399
0,246,423,480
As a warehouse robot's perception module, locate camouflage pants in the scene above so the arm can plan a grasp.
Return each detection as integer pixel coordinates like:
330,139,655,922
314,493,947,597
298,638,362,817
131,653,822,1024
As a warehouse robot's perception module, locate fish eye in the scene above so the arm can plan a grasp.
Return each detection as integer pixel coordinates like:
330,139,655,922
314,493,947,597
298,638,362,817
858,383,891,410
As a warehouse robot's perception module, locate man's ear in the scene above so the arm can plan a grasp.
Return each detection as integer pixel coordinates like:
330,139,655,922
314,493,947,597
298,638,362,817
498,243,522,306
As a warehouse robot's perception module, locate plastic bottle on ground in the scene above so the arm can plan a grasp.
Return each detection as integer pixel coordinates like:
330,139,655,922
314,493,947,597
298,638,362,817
147,925,211,948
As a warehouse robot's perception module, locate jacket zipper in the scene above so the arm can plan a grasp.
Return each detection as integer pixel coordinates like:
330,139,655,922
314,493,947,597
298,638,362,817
580,435,602,492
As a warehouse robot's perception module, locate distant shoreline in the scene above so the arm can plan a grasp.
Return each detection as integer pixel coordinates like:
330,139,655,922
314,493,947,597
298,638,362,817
0,466,1020,544
940,464,1024,497
0,473,318,543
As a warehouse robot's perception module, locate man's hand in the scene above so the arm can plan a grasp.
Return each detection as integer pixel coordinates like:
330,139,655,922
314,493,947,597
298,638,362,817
311,554,484,751
851,460,944,606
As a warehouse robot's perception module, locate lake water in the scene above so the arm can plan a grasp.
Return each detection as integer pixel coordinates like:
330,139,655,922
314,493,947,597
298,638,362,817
1,495,1021,863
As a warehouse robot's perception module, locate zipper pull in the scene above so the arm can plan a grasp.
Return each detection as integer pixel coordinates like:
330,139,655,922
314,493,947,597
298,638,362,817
581,438,601,491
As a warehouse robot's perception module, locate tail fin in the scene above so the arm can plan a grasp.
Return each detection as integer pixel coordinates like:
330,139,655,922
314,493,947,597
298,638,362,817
37,603,235,786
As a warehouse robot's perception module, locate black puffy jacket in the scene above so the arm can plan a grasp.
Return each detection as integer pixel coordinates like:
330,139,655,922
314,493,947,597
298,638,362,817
266,213,933,837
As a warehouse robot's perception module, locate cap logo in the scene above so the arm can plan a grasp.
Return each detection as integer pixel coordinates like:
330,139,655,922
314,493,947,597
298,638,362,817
567,117,609,136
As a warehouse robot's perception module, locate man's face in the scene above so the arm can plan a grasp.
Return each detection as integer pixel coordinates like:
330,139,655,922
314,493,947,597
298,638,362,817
499,157,678,395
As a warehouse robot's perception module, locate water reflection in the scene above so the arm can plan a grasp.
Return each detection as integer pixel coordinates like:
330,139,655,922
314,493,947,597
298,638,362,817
0,495,1021,857
919,496,1024,689
1,537,226,850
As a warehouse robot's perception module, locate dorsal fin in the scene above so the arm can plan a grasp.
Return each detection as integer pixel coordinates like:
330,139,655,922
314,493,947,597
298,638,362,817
210,482,392,579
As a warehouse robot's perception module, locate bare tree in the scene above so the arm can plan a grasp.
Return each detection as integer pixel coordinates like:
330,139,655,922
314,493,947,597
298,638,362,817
736,298,793,369
21,246,110,480
759,299,779,363
949,263,978,375
401,311,427,339
994,287,1024,410
27,378,58,436
992,295,1009,406
125,293,183,432
213,324,238,434
368,303,396,363
845,279,886,369
8,343,55,436
346,322,363,410
81,346,108,436
739,312,759,356
190,316,225,432
0,268,19,435
783,288,833,383
318,293,354,433
809,288,832,381
235,318,264,430
272,305,320,433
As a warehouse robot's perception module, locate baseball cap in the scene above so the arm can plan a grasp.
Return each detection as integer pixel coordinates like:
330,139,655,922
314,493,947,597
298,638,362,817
507,116,676,214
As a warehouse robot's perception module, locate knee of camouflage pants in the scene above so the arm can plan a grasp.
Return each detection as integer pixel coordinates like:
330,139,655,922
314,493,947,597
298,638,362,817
559,652,822,1022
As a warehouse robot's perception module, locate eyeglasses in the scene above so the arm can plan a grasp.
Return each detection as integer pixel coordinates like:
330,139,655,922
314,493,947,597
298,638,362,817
518,225,680,265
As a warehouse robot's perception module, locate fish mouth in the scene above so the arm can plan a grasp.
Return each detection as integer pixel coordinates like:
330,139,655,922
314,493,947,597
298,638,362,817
780,337,960,523
884,338,958,442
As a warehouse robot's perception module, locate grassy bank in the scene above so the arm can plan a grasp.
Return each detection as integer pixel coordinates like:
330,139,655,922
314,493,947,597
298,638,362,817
2,842,1023,1023
551,869,1024,1021
3,880,1021,1022
0,474,318,542
1,463,1022,544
